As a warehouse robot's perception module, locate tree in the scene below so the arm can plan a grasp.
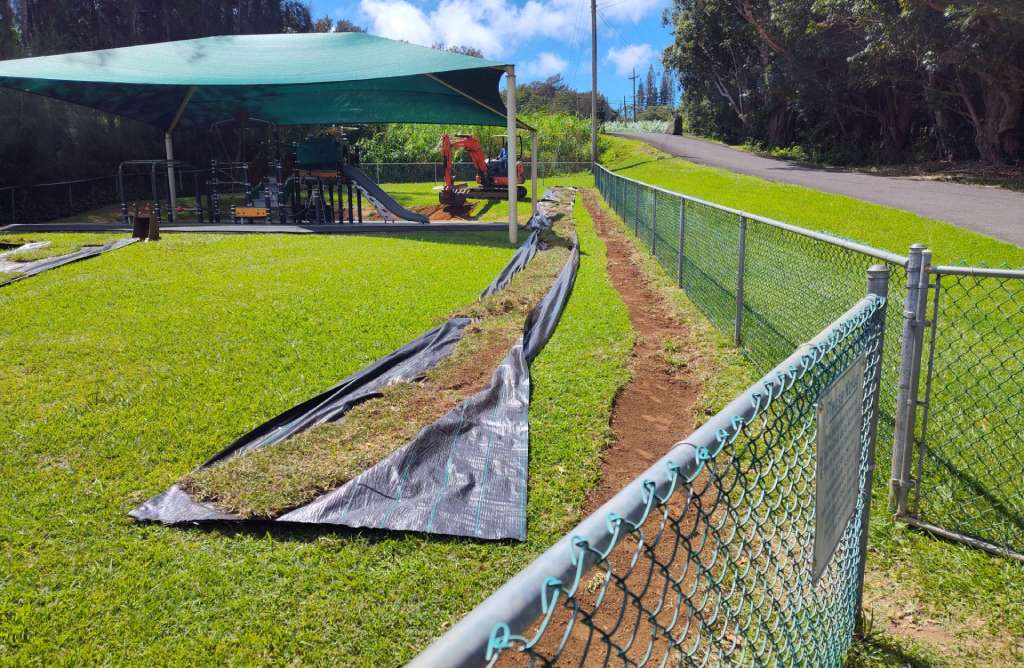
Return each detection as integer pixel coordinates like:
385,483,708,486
435,43,484,58
636,82,646,110
659,69,674,108
334,19,364,33
645,65,658,107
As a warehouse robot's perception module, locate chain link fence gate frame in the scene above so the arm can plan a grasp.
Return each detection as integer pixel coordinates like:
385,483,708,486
412,277,891,667
890,257,1024,562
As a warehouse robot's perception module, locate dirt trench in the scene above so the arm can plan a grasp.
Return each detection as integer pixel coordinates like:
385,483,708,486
506,190,716,667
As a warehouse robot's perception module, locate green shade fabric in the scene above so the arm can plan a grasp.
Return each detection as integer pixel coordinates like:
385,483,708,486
0,33,514,129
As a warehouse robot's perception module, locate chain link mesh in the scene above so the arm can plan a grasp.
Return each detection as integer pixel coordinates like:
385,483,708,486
594,167,908,443
911,270,1024,557
478,295,887,667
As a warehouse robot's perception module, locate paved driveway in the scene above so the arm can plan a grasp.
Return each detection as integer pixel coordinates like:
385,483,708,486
617,132,1024,247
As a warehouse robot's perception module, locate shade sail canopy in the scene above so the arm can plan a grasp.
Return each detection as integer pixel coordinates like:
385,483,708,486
0,33,515,129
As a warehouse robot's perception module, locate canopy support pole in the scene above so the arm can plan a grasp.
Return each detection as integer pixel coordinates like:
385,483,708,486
164,86,196,227
530,130,538,218
506,66,518,245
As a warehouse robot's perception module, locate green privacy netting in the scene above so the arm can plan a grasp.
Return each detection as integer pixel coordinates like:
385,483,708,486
0,33,512,128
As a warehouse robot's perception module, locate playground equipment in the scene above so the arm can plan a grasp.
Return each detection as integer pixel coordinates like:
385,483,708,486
438,133,527,206
117,131,428,226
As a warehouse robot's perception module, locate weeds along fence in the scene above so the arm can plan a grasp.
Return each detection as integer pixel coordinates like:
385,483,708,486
414,285,891,666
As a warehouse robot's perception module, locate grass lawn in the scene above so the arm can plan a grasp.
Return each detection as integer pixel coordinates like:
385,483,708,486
0,203,633,664
0,231,125,261
601,135,1024,267
599,136,1024,665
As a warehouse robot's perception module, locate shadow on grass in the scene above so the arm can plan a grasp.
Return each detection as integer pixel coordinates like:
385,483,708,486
146,517,521,547
848,619,940,668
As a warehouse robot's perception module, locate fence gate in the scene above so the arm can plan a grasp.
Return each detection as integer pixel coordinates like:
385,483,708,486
891,258,1024,561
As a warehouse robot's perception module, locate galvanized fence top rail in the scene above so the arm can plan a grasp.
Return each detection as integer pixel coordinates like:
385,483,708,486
413,283,890,667
591,164,909,267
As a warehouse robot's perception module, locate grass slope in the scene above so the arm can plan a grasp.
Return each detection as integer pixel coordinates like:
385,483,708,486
0,201,633,664
598,140,1024,665
601,136,1024,267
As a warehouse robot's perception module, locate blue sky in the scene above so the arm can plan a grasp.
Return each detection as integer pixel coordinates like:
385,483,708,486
306,0,676,111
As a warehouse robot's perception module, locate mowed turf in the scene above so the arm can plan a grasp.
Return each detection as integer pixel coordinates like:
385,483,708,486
0,206,633,664
602,135,1024,267
598,138,1024,665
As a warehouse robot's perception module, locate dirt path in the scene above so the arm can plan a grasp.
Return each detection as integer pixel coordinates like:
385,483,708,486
579,189,702,509
511,191,710,666
617,132,1024,247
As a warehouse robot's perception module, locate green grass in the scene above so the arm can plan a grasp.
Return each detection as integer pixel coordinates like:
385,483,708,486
0,232,124,262
0,200,633,664
598,137,1024,665
601,135,1024,267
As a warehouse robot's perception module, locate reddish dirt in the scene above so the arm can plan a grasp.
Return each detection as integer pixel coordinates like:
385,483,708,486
503,191,720,666
412,204,477,221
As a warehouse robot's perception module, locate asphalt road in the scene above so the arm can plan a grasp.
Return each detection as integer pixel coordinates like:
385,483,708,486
617,132,1024,247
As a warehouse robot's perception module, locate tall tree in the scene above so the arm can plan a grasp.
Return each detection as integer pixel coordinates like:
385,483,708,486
645,65,658,107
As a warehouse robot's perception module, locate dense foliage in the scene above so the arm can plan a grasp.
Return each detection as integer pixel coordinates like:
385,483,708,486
664,0,1024,164
0,1,357,187
355,113,596,164
512,75,616,121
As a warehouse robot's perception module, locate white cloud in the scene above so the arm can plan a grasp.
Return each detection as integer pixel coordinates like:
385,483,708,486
606,43,654,77
358,0,657,59
523,52,569,78
602,0,666,23
360,0,433,45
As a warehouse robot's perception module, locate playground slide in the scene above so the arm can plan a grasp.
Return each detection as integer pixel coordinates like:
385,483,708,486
341,164,429,224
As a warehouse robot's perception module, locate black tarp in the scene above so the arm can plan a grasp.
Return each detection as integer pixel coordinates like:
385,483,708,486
131,189,579,541
0,237,136,286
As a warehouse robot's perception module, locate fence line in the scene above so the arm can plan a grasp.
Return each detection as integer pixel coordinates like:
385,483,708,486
413,283,890,667
0,161,594,227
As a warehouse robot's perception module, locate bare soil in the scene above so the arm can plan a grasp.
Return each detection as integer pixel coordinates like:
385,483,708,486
505,190,713,666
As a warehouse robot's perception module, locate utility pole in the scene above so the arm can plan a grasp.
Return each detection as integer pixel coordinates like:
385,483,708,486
590,0,598,163
628,68,640,121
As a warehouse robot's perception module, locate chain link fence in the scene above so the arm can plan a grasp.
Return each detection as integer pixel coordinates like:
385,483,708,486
891,262,1024,560
413,288,890,667
594,166,910,441
362,161,593,185
0,162,593,228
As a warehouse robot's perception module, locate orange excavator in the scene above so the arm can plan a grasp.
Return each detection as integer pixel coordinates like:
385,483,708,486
439,133,527,206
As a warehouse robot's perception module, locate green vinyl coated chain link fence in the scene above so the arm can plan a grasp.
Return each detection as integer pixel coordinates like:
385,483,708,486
412,288,890,667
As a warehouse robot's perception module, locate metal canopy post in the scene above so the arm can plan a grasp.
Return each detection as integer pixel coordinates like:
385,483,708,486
530,130,538,218
506,66,518,245
164,86,196,228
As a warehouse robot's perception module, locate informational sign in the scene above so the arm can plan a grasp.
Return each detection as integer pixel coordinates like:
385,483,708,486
813,354,867,583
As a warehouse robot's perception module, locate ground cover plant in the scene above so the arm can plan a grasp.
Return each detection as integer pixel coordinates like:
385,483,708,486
183,215,575,518
0,200,633,663
600,137,1024,665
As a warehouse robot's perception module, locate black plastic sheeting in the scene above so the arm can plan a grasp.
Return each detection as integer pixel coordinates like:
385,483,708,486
131,189,579,541
0,237,136,286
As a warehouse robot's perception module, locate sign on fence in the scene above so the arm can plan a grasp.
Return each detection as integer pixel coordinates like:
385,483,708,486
814,353,866,582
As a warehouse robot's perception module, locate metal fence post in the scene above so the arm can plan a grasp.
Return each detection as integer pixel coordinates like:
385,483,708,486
634,182,640,235
651,188,657,255
856,263,891,636
890,244,931,515
677,197,686,287
734,216,748,346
